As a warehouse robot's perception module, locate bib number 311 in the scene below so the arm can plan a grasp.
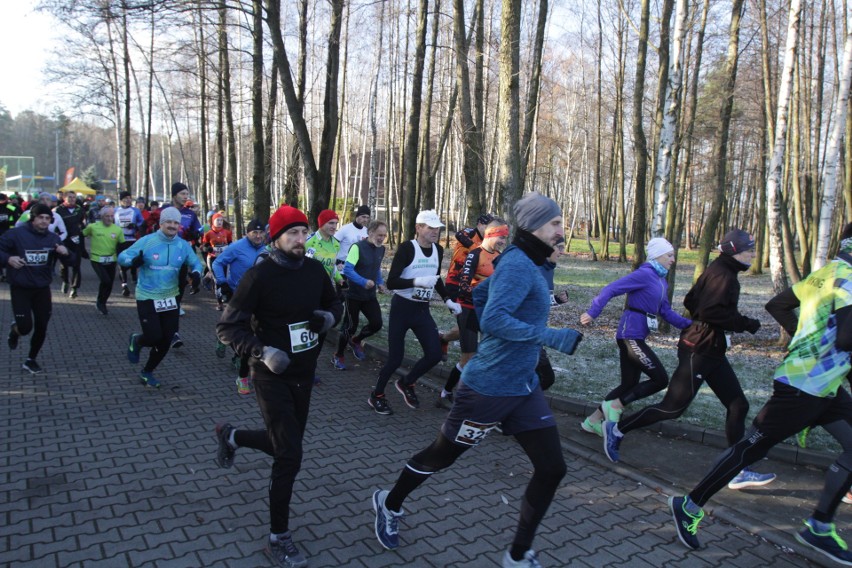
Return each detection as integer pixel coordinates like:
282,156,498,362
288,321,319,353
154,297,178,312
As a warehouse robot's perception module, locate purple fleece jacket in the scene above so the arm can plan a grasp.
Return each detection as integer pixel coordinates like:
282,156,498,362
586,262,691,339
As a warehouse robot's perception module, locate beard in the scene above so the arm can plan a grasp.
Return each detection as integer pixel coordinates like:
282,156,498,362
283,246,305,260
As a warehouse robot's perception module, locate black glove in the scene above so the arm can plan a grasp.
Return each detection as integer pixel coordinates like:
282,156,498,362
189,271,201,295
456,231,473,248
744,318,761,334
554,290,569,305
131,254,145,269
308,310,335,334
217,282,233,302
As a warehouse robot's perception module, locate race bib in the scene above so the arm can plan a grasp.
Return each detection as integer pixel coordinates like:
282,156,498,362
153,297,178,312
119,220,130,228
288,321,318,353
213,245,226,254
646,314,658,332
24,250,49,265
454,419,500,446
412,287,434,301
99,255,115,263
70,235,80,244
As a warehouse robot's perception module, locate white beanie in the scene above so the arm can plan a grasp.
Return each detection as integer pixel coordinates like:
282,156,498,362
646,237,674,260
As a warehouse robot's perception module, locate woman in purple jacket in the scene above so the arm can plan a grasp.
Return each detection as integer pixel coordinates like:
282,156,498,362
578,238,691,436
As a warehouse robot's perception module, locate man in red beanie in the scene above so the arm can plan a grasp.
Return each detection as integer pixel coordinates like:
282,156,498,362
215,205,343,568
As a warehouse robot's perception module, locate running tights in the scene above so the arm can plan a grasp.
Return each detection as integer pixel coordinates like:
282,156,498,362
90,261,117,305
375,295,442,393
10,286,52,360
605,339,668,406
619,348,749,446
336,296,383,357
135,300,180,373
385,426,566,558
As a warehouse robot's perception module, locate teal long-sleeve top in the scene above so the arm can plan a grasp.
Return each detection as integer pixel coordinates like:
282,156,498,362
118,230,203,301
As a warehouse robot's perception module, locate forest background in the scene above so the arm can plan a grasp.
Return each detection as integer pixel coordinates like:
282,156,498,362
0,0,850,295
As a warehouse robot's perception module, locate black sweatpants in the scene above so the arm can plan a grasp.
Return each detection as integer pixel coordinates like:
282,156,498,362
619,346,749,447
689,383,852,522
233,365,313,534
90,260,117,305
10,285,52,360
335,295,383,357
60,240,82,290
605,339,670,406
375,294,442,393
136,299,180,373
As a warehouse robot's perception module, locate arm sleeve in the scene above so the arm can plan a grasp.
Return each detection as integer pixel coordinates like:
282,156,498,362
765,287,800,336
53,213,68,241
659,294,692,329
216,269,264,357
117,238,145,267
477,263,545,344
692,271,754,332
586,271,642,318
386,241,416,290
434,244,450,300
458,250,478,298
82,225,92,237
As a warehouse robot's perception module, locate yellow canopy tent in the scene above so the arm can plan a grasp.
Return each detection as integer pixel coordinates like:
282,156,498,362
59,177,97,195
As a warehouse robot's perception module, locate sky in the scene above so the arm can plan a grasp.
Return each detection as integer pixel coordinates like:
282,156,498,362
0,0,58,116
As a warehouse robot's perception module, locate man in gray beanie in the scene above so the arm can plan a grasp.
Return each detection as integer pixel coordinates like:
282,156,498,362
372,191,584,567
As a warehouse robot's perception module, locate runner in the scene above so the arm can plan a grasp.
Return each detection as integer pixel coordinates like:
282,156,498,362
81,205,124,315
16,192,68,241
669,224,852,565
306,208,343,288
119,206,202,388
367,210,462,415
436,218,509,408
114,191,145,298
200,213,233,310
332,220,388,371
440,213,496,360
0,203,73,374
212,218,267,395
602,229,776,489
54,192,87,298
0,193,23,282
371,192,583,567
334,205,370,263
578,238,692,436
162,182,202,345
214,204,342,568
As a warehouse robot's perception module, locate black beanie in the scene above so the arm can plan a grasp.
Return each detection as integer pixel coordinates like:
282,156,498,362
355,205,371,217
171,182,189,197
119,191,132,200
30,203,53,219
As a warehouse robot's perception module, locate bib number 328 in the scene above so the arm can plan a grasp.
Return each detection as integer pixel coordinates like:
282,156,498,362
288,321,319,353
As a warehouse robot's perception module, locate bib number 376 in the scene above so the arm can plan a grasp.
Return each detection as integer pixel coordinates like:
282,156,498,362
288,321,318,353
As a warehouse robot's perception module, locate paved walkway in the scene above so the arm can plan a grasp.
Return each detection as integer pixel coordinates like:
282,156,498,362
0,261,846,567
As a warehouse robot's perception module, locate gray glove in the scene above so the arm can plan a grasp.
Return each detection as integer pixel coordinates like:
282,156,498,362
541,328,584,355
413,275,439,288
260,346,291,374
309,310,335,334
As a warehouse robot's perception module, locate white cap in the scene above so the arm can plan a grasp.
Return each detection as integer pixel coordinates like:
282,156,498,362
415,210,445,228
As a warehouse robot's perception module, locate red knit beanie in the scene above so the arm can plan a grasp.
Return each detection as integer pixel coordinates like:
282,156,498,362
269,205,309,240
317,209,339,228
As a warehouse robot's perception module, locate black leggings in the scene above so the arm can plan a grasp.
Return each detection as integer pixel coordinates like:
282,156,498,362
335,296,383,357
90,261,117,305
60,240,82,290
375,295,441,393
10,285,52,360
136,299,180,373
605,339,669,406
116,241,137,286
619,347,749,446
385,426,566,555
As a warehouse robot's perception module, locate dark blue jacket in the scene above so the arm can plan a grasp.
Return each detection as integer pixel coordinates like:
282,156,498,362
0,223,67,288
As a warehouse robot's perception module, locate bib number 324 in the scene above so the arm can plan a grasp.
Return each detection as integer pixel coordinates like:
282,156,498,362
288,321,319,353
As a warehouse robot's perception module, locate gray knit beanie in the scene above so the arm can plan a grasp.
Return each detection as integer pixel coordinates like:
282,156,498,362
513,192,561,232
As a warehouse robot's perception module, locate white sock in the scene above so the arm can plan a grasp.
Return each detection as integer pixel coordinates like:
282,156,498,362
228,429,238,448
441,389,450,398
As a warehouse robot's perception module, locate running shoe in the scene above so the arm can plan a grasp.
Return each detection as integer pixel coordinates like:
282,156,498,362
349,339,367,361
170,333,183,349
580,417,603,437
439,332,449,362
501,549,543,568
139,371,160,388
235,377,252,396
127,333,141,364
8,326,18,350
121,283,130,297
843,491,852,504
669,495,703,550
727,468,776,490
96,302,108,315
600,400,623,422
395,379,420,409
331,355,346,370
372,489,403,550
69,288,77,299
179,308,186,316
264,531,307,568
61,281,69,294
796,518,852,565
368,394,393,415
215,422,236,468
215,340,227,359
602,420,622,462
796,426,811,449
435,392,453,410
22,359,43,375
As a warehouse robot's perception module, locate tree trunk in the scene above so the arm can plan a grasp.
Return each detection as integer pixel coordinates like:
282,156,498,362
630,0,651,267
497,0,522,224
121,5,131,194
402,0,429,237
219,0,242,233
249,0,267,230
519,0,548,191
